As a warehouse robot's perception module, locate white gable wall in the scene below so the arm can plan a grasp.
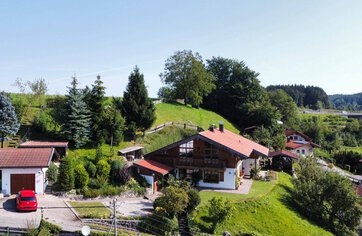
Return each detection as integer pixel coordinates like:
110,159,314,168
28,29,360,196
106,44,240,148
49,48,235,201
1,168,48,195
198,168,236,190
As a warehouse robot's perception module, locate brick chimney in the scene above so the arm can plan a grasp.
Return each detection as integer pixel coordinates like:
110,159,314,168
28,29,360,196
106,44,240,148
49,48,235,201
219,121,224,132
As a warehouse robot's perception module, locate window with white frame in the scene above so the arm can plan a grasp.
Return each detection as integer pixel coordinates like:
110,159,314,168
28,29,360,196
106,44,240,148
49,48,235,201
179,141,193,158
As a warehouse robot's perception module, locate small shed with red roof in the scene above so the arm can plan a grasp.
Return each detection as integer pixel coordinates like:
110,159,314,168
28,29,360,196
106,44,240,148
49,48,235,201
0,148,54,195
270,150,299,173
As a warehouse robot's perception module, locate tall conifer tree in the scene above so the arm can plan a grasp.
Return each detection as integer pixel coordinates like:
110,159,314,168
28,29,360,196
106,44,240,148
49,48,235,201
0,93,20,148
62,77,91,148
121,67,156,137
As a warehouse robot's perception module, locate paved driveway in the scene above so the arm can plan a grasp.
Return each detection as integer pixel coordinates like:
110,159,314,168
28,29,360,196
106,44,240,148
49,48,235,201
0,194,82,232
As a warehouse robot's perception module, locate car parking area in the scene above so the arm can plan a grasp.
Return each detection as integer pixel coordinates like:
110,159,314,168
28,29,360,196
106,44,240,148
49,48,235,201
0,194,82,232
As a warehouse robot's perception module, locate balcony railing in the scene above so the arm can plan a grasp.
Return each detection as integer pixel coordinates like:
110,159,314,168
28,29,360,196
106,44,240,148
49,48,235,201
174,158,226,169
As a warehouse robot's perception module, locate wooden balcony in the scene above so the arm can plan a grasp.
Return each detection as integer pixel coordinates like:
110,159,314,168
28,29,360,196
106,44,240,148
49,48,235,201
174,158,226,170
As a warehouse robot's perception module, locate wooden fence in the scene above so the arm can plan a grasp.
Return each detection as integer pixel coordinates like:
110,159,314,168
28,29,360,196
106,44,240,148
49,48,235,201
145,121,203,135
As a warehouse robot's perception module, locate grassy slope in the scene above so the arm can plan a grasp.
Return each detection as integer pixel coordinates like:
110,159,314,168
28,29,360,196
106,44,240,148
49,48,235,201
193,173,333,236
154,103,239,133
68,201,111,218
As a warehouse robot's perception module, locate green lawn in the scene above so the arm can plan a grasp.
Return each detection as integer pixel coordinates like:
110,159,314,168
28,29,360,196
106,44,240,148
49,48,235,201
198,179,278,207
342,146,362,154
192,173,333,236
154,103,239,133
68,201,111,219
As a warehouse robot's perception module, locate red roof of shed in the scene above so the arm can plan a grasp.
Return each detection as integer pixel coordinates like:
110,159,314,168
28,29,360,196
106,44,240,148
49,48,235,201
199,128,269,157
269,150,299,159
286,141,320,149
134,159,173,175
0,148,53,168
20,141,68,148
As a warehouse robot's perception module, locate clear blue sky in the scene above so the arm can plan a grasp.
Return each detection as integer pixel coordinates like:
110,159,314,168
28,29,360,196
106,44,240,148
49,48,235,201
1,1,362,97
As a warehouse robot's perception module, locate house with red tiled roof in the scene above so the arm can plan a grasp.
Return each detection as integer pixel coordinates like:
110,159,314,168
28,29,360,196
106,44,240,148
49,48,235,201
141,122,269,190
285,128,320,157
0,148,54,195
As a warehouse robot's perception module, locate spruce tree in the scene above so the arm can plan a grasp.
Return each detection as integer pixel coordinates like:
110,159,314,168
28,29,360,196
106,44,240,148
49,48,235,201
62,77,91,148
87,75,106,144
0,93,20,148
121,67,156,137
56,156,75,191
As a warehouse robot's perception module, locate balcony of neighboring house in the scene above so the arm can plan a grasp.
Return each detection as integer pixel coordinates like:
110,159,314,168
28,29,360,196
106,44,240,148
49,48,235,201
174,158,226,170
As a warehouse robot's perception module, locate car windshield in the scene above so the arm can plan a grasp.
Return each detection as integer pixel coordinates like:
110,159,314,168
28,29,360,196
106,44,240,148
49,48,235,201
21,197,36,201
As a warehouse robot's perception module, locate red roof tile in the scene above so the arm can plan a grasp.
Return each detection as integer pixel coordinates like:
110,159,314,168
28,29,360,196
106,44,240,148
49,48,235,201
20,141,68,148
0,148,53,168
269,150,299,159
134,159,173,175
286,141,320,149
199,128,269,157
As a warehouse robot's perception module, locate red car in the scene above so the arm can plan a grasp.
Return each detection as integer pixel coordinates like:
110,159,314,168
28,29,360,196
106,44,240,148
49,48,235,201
16,190,38,211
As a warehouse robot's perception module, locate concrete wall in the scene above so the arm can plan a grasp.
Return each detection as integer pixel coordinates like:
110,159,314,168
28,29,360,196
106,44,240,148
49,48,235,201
0,168,48,195
198,168,236,190
242,158,259,176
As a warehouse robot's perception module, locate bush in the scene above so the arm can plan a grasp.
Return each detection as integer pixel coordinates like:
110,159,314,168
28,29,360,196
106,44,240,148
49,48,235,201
86,162,97,178
127,178,146,196
328,163,334,169
187,189,201,213
39,220,61,235
83,189,101,199
47,162,58,182
74,164,89,189
100,185,125,197
96,159,111,179
56,156,75,191
138,213,179,235
110,159,123,184
154,186,189,218
93,174,109,188
208,197,234,232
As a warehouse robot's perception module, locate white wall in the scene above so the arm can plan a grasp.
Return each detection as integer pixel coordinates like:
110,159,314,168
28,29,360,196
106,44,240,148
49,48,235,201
198,168,236,190
242,158,259,176
0,168,47,195
291,145,314,157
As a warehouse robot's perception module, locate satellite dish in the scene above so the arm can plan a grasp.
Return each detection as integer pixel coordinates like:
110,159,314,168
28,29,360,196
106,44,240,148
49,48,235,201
81,225,91,236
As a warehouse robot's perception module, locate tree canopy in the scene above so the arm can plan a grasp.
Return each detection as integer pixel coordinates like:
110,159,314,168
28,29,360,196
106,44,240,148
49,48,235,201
121,66,156,136
160,50,215,107
62,77,91,148
0,93,20,148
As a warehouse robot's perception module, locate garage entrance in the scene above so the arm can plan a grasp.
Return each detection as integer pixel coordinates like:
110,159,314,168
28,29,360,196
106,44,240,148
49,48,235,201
10,174,35,194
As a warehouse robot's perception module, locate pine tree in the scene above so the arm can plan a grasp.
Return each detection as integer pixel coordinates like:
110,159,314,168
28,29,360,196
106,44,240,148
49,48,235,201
62,77,91,148
0,93,20,148
87,75,106,144
121,67,156,137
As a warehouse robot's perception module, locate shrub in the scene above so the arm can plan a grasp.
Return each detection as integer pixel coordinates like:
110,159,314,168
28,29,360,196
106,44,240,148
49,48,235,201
208,197,234,232
39,220,61,235
186,189,201,213
47,162,58,182
110,159,124,185
100,185,125,197
154,186,189,218
96,159,111,179
127,178,146,196
83,189,101,199
56,156,75,191
138,213,179,235
118,164,131,185
86,162,97,178
328,163,334,169
93,174,109,188
74,164,89,189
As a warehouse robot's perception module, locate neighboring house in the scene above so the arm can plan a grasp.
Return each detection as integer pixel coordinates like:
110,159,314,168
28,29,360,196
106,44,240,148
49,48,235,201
136,122,269,191
269,150,299,172
285,129,320,157
19,141,68,161
0,148,54,195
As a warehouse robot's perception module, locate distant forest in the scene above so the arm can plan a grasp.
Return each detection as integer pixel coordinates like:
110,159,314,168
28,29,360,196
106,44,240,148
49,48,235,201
266,84,331,109
329,93,362,111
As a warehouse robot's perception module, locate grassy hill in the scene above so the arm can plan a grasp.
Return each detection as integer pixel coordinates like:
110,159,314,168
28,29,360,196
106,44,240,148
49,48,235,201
154,102,239,133
192,173,333,236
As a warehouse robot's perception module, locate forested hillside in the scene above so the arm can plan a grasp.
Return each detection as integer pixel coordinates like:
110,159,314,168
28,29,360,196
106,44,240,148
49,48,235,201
329,92,362,111
267,84,330,109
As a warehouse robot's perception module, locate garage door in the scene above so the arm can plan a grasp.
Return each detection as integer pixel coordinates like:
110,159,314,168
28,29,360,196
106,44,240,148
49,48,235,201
10,174,35,194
